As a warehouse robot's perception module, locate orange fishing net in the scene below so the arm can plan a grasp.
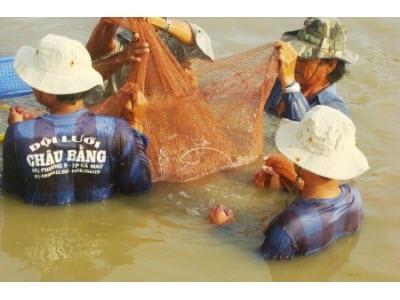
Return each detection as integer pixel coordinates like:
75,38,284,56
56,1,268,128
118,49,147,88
254,153,304,191
87,18,278,182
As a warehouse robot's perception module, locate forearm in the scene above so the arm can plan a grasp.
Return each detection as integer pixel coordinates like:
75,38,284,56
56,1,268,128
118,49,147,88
2,129,20,194
281,90,311,121
86,19,119,60
118,131,152,194
261,224,295,260
149,17,195,46
92,52,126,80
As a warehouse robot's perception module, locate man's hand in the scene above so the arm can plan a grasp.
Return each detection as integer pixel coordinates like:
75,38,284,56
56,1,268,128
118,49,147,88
8,107,24,125
260,155,283,191
122,88,149,132
208,204,235,226
117,38,150,65
7,105,38,125
276,41,298,87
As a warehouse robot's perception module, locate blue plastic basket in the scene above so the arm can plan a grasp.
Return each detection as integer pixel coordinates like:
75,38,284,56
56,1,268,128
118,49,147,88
0,56,33,100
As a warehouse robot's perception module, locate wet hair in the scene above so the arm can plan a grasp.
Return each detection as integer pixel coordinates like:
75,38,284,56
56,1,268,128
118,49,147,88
55,85,102,104
321,59,348,84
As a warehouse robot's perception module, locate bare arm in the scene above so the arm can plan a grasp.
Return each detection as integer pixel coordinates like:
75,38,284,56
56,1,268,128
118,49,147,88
92,40,150,81
86,18,122,60
148,17,196,46
92,51,127,81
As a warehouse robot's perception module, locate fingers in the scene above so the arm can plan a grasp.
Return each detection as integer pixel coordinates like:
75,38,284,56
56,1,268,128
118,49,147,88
208,204,235,225
128,56,142,62
126,43,150,63
215,204,225,214
274,41,284,49
276,41,297,59
132,32,140,43
128,41,149,50
262,165,275,175
128,46,150,55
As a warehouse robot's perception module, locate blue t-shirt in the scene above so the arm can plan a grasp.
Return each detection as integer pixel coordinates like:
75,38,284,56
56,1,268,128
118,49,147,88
1,109,151,205
260,184,363,260
264,80,350,121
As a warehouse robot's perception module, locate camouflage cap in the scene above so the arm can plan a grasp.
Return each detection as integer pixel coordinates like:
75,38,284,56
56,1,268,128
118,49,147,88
281,17,359,64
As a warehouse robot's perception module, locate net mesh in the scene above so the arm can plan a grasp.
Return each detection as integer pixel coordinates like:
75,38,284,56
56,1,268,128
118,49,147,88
87,18,278,182
254,154,304,191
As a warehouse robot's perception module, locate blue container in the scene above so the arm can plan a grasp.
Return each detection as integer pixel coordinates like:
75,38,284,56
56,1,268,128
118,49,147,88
0,56,32,100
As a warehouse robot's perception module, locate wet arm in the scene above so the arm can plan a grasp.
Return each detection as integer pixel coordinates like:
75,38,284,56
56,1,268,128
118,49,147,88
1,126,22,194
148,17,196,46
92,52,127,81
260,223,296,260
265,80,310,121
281,90,311,121
117,125,152,194
86,18,119,60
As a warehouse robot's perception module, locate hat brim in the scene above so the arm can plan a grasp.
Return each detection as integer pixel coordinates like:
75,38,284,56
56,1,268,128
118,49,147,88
281,30,359,64
14,46,103,95
275,118,369,180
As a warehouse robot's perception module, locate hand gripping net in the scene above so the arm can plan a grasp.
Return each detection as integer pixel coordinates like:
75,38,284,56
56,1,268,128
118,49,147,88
88,18,278,182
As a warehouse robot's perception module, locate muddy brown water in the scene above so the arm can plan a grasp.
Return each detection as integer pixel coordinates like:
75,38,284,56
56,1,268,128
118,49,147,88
0,18,399,281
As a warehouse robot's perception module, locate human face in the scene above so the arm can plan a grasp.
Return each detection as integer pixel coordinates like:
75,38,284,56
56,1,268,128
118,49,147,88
294,57,322,85
295,57,337,88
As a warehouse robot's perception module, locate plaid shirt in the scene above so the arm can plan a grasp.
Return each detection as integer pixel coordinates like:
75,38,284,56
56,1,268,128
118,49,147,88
265,80,350,121
2,109,151,205
260,184,363,260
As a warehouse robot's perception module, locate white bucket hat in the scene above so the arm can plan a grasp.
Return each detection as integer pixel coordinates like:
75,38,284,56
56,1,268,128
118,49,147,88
275,106,369,180
14,34,103,95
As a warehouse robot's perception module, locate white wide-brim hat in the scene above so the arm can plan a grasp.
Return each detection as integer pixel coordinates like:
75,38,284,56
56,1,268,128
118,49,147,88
275,106,369,180
14,34,103,95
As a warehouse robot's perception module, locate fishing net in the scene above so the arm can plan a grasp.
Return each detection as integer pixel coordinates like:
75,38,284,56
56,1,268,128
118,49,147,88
87,18,278,182
254,153,304,191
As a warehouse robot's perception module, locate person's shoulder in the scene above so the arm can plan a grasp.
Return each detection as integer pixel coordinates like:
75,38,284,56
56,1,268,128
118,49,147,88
113,117,132,131
340,184,363,204
89,114,122,134
318,84,350,116
262,210,297,260
318,84,343,102
99,116,136,136
6,119,37,139
266,204,303,236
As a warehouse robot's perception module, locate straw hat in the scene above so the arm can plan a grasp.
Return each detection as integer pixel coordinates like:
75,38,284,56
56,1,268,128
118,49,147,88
281,17,359,64
14,34,103,95
275,106,369,180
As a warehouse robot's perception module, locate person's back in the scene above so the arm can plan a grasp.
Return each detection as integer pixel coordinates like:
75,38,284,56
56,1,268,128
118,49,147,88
261,184,363,259
2,34,151,205
3,109,151,205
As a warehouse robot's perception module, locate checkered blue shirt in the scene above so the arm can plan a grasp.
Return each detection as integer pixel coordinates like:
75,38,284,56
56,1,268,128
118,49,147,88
2,109,151,205
265,80,350,121
260,184,363,260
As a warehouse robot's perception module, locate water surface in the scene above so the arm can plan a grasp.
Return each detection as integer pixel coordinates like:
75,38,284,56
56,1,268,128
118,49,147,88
0,18,399,281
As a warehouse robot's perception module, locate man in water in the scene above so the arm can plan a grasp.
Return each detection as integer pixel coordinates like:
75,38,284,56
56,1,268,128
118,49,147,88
209,106,369,260
265,17,358,121
87,17,215,100
2,34,151,205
